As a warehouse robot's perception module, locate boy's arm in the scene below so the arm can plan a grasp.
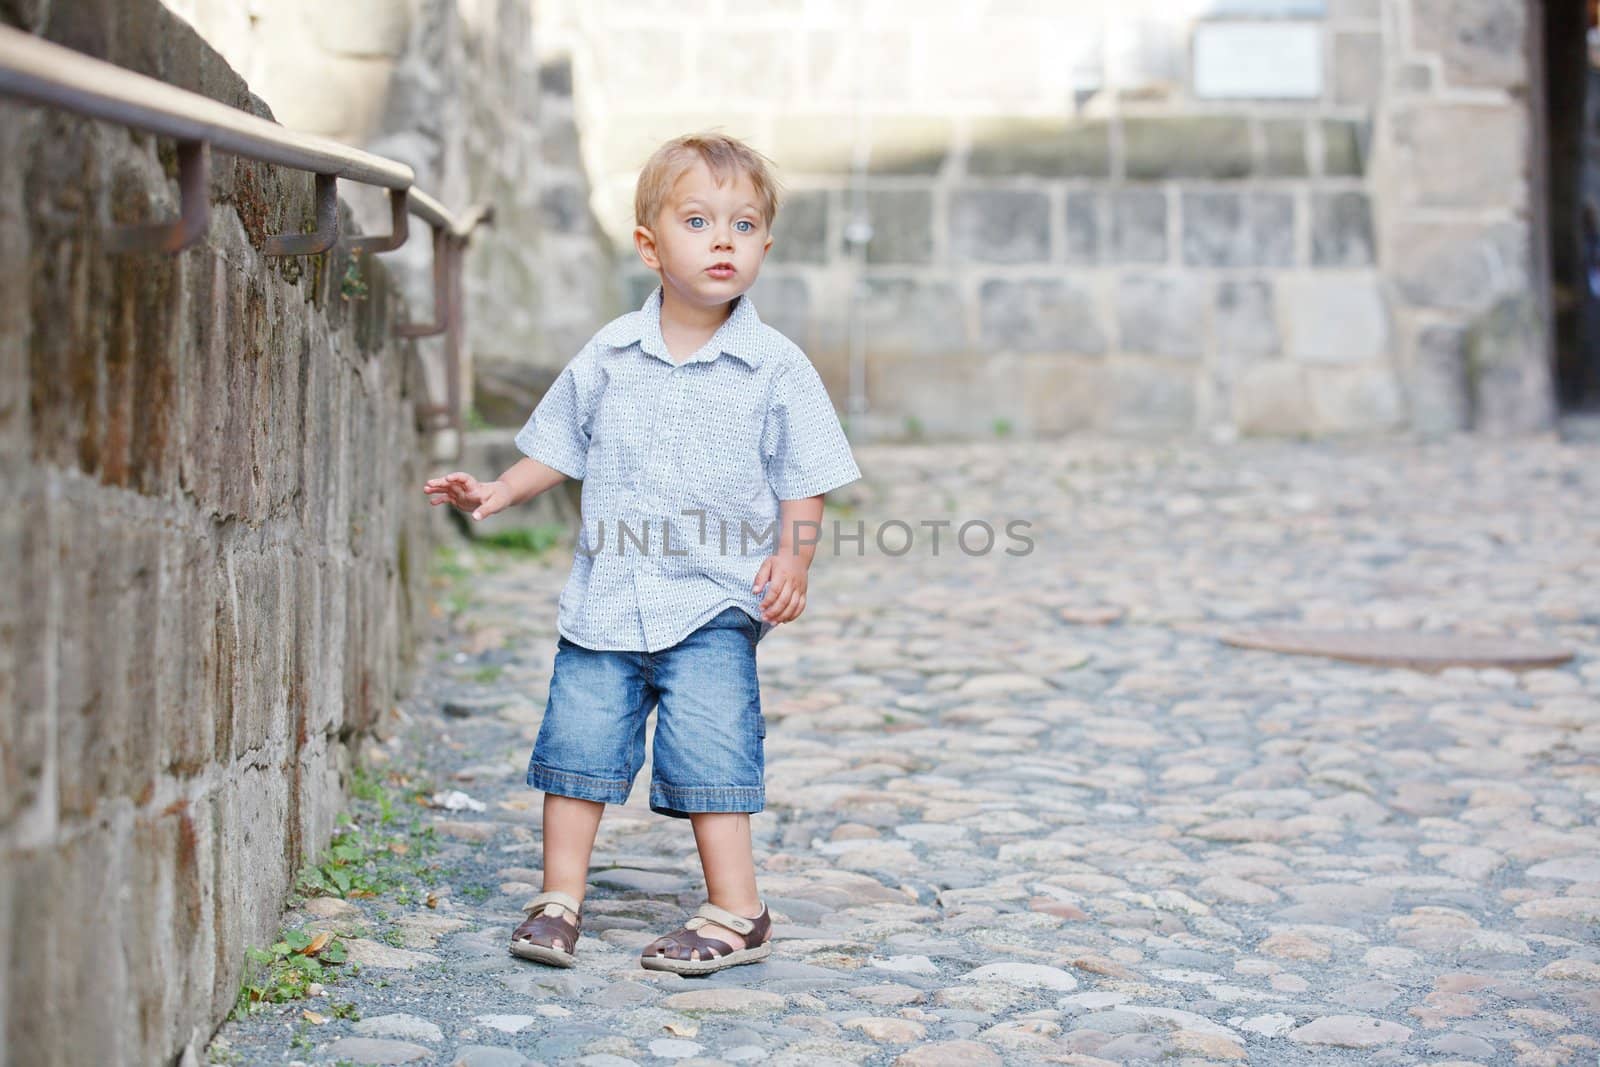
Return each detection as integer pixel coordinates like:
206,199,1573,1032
776,495,825,565
494,456,569,508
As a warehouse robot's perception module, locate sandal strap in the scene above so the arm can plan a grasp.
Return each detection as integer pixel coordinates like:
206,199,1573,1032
522,890,582,917
685,901,761,935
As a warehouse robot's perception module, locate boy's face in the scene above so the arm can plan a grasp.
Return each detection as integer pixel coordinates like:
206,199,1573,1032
634,159,773,312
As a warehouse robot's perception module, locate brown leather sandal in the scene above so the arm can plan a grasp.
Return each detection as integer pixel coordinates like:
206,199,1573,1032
509,890,582,968
639,901,772,976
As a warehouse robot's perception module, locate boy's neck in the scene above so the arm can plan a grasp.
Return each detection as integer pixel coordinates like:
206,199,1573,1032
658,282,737,363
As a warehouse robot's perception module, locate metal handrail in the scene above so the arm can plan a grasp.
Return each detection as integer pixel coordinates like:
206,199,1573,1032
0,26,413,188
0,23,491,446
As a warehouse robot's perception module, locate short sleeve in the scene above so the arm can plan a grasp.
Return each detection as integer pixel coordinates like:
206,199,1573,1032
760,358,862,499
514,348,594,480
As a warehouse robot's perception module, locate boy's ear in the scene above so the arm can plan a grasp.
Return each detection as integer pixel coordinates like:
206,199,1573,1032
762,234,773,257
633,225,661,270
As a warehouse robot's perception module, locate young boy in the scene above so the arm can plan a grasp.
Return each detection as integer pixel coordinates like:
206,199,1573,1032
422,133,860,975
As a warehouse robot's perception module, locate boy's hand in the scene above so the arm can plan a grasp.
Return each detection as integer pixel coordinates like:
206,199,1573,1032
423,472,513,522
753,552,809,625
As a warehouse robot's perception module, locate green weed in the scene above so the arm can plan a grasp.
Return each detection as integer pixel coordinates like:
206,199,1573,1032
475,524,563,557
230,929,349,1020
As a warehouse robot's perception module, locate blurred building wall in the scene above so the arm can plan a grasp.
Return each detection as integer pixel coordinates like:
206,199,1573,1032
538,0,1554,440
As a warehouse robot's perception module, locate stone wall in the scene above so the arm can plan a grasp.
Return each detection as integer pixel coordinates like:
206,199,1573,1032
537,0,1553,440
159,0,618,421
0,3,434,1064
1373,0,1556,435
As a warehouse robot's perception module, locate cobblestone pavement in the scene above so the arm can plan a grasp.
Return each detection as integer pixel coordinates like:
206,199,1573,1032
214,437,1600,1067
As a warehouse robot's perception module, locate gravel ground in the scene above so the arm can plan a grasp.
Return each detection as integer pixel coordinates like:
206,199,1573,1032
211,435,1600,1067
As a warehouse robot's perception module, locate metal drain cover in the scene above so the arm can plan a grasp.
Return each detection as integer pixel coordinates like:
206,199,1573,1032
1220,629,1575,672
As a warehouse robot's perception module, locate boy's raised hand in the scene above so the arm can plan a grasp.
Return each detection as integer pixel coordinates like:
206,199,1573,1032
423,472,513,522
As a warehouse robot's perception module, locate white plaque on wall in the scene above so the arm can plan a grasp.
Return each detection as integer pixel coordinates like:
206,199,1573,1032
1192,22,1323,99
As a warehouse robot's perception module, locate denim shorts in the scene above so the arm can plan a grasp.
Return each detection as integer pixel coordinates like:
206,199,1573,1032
526,606,765,818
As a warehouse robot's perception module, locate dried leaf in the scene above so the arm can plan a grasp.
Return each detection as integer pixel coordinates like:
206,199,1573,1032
302,931,333,957
302,1010,329,1025
389,841,410,856
426,891,440,909
664,1021,699,1038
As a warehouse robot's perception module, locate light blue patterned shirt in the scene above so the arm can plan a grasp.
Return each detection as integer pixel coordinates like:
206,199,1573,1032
515,285,862,652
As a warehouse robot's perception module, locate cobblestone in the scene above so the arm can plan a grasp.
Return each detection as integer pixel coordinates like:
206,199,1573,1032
215,438,1600,1065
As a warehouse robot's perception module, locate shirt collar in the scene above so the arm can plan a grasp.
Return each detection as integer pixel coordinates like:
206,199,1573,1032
594,285,765,370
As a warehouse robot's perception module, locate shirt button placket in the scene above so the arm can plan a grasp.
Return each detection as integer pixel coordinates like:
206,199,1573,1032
640,359,687,650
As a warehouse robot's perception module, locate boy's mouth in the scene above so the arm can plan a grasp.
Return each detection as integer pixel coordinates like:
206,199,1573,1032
706,263,736,279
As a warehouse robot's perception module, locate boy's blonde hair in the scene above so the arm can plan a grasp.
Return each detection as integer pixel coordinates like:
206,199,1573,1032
634,132,781,230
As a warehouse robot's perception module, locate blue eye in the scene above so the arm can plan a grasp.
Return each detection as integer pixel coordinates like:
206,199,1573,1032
735,220,754,233
687,216,706,229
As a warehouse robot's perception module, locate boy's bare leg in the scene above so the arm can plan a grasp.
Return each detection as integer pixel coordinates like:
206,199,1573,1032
688,812,763,949
539,794,605,919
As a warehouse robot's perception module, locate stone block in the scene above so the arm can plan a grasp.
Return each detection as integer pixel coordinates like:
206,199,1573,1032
539,183,590,235
770,190,828,265
540,56,573,95
1308,365,1406,433
968,118,1111,178
863,190,934,265
1392,104,1526,209
1216,280,1281,361
1064,191,1102,264
1233,361,1314,435
1021,354,1104,435
610,114,764,174
868,117,953,176
1101,359,1199,434
1261,119,1309,177
1112,189,1168,264
3,0,48,32
301,0,412,59
1465,294,1557,434
249,53,396,141
922,25,1046,102
978,278,1107,355
122,801,217,1060
862,352,1012,439
804,29,914,103
856,277,968,356
2,470,49,829
539,115,581,169
473,358,560,428
1125,117,1251,180
1118,276,1207,358
1329,0,1381,16
768,115,859,176
1410,324,1471,435
1333,32,1383,106
1394,63,1434,93
1311,191,1375,267
689,30,795,101
1181,191,1294,268
1321,118,1370,177
1283,276,1389,363
53,506,162,817
1411,0,1527,90
746,273,811,352
949,189,1051,264
1390,221,1529,312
